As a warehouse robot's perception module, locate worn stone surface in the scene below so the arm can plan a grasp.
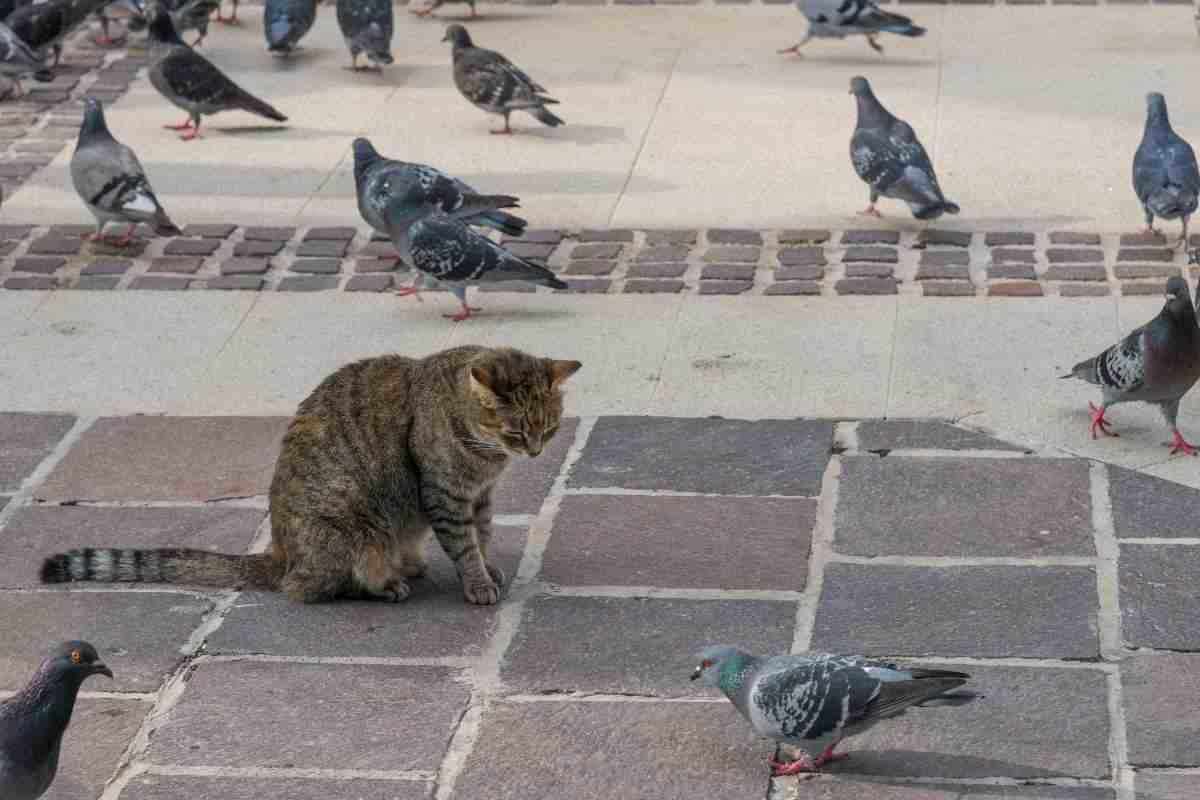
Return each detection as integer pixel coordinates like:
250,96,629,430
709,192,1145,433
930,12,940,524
1047,248,1104,263
1120,543,1200,649
700,263,754,280
569,416,832,495
4,275,56,290
635,245,691,262
278,275,339,292
182,223,237,238
560,278,612,293
644,229,697,245
857,420,1025,451
1045,265,1107,281
506,241,557,260
922,281,975,296
988,264,1038,280
916,264,970,280
1123,654,1200,767
290,258,343,274
842,230,900,245
780,228,830,244
208,276,265,290
221,259,270,277
234,240,285,257
1118,247,1174,263
0,505,262,587
845,262,895,278
989,282,1044,297
212,526,526,658
130,275,191,290
1050,232,1101,246
702,245,759,263
836,278,898,295
623,278,684,293
707,228,762,245
345,274,393,291
916,230,973,248
572,243,623,259
1108,464,1200,539
843,245,898,263
42,699,148,800
0,592,212,692
0,412,74,492
775,264,824,281
813,564,1099,658
28,236,81,256
164,238,220,256
1061,284,1110,296
13,256,65,274
990,249,1037,265
921,250,970,267
541,495,814,589
626,262,687,278
502,596,795,695
565,259,617,275
149,256,204,273
765,280,821,295
243,226,296,241
145,661,469,770
122,776,432,800
452,702,766,799
985,232,1035,246
778,247,827,267
787,781,1112,799
1115,264,1179,279
74,276,120,290
1134,772,1197,800
836,457,1092,556
38,416,289,502
577,229,633,242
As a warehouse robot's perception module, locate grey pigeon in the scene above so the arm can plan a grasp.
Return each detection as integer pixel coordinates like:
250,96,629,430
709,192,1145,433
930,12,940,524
0,22,51,97
1061,276,1200,455
782,0,925,57
264,0,317,54
1133,93,1199,249
336,0,393,71
412,0,475,19
443,24,563,135
849,75,958,220
95,0,147,45
352,137,526,239
146,9,287,140
692,645,973,775
71,98,181,246
6,0,111,70
213,0,238,23
158,0,222,47
0,642,113,800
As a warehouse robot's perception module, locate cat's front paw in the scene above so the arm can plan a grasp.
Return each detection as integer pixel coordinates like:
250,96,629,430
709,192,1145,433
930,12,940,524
485,563,506,587
399,558,430,578
463,578,500,605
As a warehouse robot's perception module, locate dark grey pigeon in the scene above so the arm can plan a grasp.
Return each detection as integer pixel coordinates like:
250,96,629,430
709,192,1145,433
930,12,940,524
0,21,52,97
1062,276,1200,455
411,0,475,19
336,0,393,71
146,9,287,140
1133,93,1199,249
162,0,222,47
6,0,111,70
782,0,925,57
848,75,958,220
352,137,526,240
443,24,563,135
71,98,181,246
264,0,317,54
0,642,113,800
691,645,973,775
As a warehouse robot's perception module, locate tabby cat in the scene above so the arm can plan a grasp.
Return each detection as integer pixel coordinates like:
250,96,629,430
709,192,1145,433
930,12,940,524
40,346,581,605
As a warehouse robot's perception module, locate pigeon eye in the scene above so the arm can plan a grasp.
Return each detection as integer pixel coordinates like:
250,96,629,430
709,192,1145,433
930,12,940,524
70,650,82,664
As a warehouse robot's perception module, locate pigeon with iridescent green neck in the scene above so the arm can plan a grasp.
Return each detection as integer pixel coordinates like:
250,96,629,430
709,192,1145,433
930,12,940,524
691,645,974,775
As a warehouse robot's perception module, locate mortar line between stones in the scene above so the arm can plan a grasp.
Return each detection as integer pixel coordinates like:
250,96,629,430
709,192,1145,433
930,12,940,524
562,487,817,499
790,431,845,654
545,585,803,602
137,763,436,782
1118,537,1200,546
202,654,475,668
430,416,597,800
499,693,727,705
606,49,680,228
828,554,1099,568
0,415,96,532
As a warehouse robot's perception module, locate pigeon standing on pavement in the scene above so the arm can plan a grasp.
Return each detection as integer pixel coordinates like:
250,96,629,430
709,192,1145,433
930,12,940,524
1133,93,1199,249
336,0,393,71
264,0,317,54
1061,276,1200,455
146,9,287,140
691,645,974,775
780,0,926,57
6,0,112,69
0,642,113,800
0,22,52,97
352,137,527,239
849,75,958,220
444,24,563,135
157,0,222,47
71,98,182,246
411,0,475,19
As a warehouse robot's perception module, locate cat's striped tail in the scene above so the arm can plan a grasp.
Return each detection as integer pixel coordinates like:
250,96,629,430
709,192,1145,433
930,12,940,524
40,548,281,590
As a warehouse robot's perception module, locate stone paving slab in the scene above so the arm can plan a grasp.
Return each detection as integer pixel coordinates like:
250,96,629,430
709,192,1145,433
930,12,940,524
0,412,75,492
1119,544,1200,650
835,457,1094,557
1108,464,1200,540
812,564,1100,659
501,596,796,696
796,781,1115,800
36,416,289,502
568,416,832,495
540,494,815,589
43,699,148,800
144,661,469,771
0,506,263,588
1123,654,1200,767
1135,773,1197,800
451,701,767,800
856,420,1028,452
121,776,434,800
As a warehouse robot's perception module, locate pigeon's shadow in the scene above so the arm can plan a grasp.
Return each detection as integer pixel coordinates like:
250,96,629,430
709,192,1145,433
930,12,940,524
214,125,355,139
792,55,932,69
266,48,327,71
521,124,628,146
819,749,1070,781
407,10,551,23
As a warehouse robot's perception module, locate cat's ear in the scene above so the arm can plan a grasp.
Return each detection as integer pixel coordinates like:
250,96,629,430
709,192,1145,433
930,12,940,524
547,359,582,389
470,364,502,408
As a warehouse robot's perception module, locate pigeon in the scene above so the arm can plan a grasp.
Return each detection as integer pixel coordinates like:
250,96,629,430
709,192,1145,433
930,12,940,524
213,0,238,23
6,0,112,70
444,24,563,135
1133,93,1199,249
781,0,925,57
94,0,147,45
336,0,393,71
352,137,527,240
71,98,182,246
691,645,974,775
146,9,287,140
0,642,113,800
264,0,317,54
164,0,223,46
0,22,52,97
849,75,958,220
1061,276,1200,455
412,0,475,19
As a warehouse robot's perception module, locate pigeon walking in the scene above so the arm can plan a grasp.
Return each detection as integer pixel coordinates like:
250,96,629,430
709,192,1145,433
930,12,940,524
71,98,181,246
159,0,221,47
264,0,317,54
0,22,52,97
849,76,958,220
352,137,526,239
0,642,113,800
6,0,112,70
146,9,287,140
1133,93,1198,249
412,0,475,18
336,0,393,71
781,0,925,57
214,0,238,23
444,24,563,135
691,645,974,775
1061,276,1200,455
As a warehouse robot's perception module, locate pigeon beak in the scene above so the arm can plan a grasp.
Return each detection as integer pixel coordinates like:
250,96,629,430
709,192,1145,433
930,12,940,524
689,666,702,681
92,662,114,679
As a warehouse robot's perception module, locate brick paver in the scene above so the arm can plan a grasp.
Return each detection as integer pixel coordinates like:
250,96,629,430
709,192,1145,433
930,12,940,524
0,414,1195,799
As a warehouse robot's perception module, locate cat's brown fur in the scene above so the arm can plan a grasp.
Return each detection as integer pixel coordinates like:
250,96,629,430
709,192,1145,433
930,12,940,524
40,346,581,605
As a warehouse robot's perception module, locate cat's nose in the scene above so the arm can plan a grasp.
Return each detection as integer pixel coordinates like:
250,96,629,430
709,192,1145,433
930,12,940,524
525,437,543,457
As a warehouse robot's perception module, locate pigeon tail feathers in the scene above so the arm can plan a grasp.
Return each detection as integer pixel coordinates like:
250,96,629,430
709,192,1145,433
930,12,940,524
531,105,564,128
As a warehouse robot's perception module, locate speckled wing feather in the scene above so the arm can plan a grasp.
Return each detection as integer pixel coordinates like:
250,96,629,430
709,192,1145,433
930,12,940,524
850,125,906,195
455,46,550,112
800,0,924,35
396,209,562,287
1071,328,1146,395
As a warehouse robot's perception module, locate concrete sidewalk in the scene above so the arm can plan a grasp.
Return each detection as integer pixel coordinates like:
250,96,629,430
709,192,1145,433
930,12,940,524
3,6,1200,230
